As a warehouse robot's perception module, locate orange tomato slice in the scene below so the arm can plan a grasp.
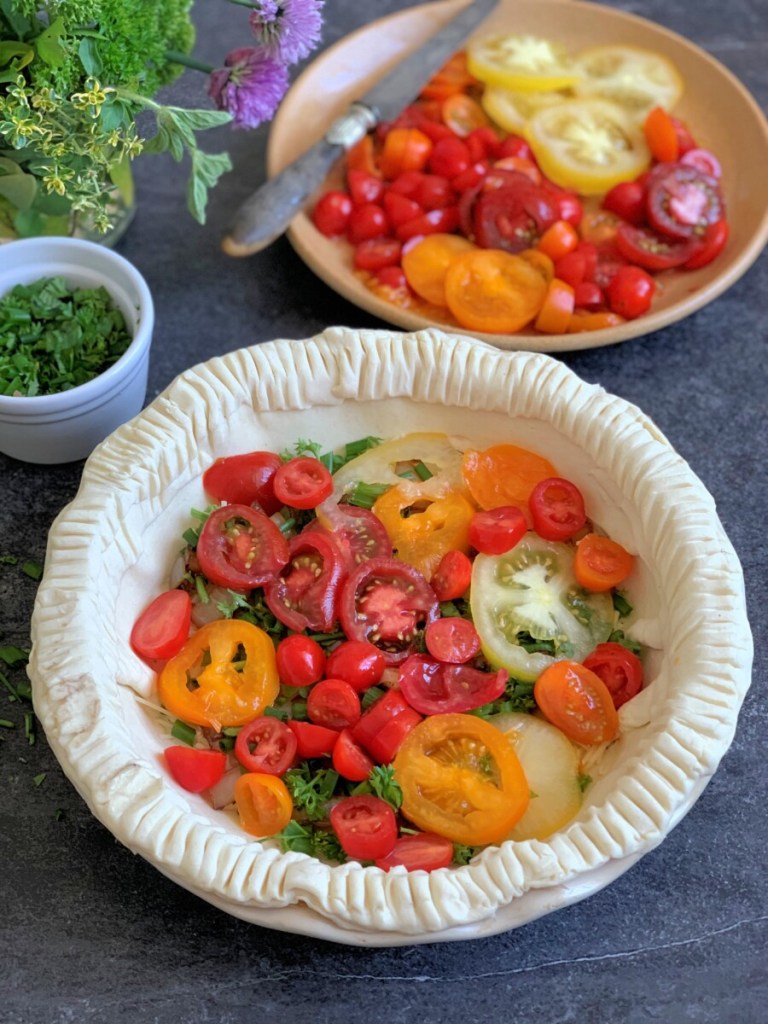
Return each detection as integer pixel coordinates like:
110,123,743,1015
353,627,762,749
568,310,626,333
462,443,557,518
518,248,555,282
537,220,579,262
442,93,489,137
644,106,679,163
378,127,433,180
534,277,575,334
443,249,548,334
393,713,530,845
234,773,293,837
534,660,619,745
346,135,379,177
574,532,635,591
401,233,476,306
420,51,476,102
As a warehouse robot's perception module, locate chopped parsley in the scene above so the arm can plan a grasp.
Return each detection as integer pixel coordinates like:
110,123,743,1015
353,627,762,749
283,763,341,821
351,764,403,812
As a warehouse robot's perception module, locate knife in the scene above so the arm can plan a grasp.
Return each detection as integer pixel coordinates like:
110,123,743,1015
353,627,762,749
221,0,498,257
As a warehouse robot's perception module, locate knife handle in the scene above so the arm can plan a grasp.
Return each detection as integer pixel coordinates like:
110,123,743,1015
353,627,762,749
221,102,378,258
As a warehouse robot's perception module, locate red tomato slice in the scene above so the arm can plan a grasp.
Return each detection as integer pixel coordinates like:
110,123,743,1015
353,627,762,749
352,689,414,749
646,163,724,241
365,707,424,763
398,654,507,715
265,531,344,633
339,556,439,665
163,746,226,793
428,136,472,178
375,831,454,872
130,589,191,662
273,457,333,510
473,178,557,253
332,728,375,782
307,503,392,572
276,634,326,688
469,506,527,555
235,716,297,775
347,169,385,206
354,238,402,271
424,617,480,664
325,640,386,692
384,191,423,228
203,451,283,515
574,533,634,591
197,504,289,589
684,219,729,269
430,549,473,602
583,641,644,709
307,678,362,730
529,477,586,541
312,191,353,238
680,148,722,179
601,180,647,226
615,223,697,271
330,795,398,860
287,719,339,759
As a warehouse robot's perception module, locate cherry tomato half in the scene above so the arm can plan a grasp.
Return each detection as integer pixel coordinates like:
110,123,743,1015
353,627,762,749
534,660,619,745
276,634,326,688
583,641,644,710
164,746,226,793
332,728,375,782
265,531,344,633
602,180,647,226
202,451,283,515
234,772,293,838
307,678,362,730
130,589,191,662
273,457,333,510
374,832,454,872
615,222,697,271
574,533,635,591
684,219,729,269
287,719,339,759
424,616,481,664
352,688,423,763
398,655,507,715
330,795,398,860
529,477,586,541
469,505,527,555
430,549,473,602
325,640,386,692
235,716,297,775
646,163,724,241
197,504,289,590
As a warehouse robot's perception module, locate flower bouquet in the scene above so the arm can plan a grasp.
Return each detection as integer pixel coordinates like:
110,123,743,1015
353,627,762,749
0,0,324,239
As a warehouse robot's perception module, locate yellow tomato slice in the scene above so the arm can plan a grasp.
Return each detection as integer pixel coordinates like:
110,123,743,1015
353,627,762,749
468,34,581,92
525,98,652,194
394,713,530,845
481,85,570,134
444,249,548,334
573,45,684,119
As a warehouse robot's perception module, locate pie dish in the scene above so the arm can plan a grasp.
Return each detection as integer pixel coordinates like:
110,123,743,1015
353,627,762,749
267,0,768,352
29,328,752,943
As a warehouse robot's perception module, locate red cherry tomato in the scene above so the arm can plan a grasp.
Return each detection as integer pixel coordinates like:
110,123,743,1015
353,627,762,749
469,506,527,555
307,678,362,730
375,831,454,872
131,589,191,662
312,190,353,237
573,281,604,309
388,171,425,198
332,728,375,781
582,642,644,710
235,716,297,775
202,451,283,515
669,115,697,156
287,719,339,758
273,457,333,510
376,266,409,290
163,746,226,793
414,174,455,210
466,126,502,161
398,654,507,715
606,265,656,320
646,163,724,241
384,191,423,228
354,238,402,271
352,688,422,763
497,135,534,161
529,477,587,541
196,504,289,589
347,169,385,206
429,136,472,178
554,243,597,288
451,160,489,191
265,531,344,633
347,203,389,244
379,127,433,179
424,617,481,664
615,223,698,271
326,640,386,692
473,176,557,253
593,243,629,288
339,556,439,665
684,219,729,269
602,180,647,225
395,206,460,241
430,549,472,602
547,188,583,227
330,795,398,860
276,634,326,688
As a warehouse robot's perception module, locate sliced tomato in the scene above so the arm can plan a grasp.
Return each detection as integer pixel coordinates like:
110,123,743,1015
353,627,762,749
275,634,326,688
130,589,191,662
529,477,586,541
234,772,293,838
646,163,724,240
602,180,647,225
196,504,289,589
469,505,527,555
537,220,579,261
606,265,656,319
534,660,619,745
424,617,481,664
273,457,333,510
399,654,506,715
420,52,475,102
534,277,575,334
235,716,297,775
306,503,391,572
347,169,385,206
430,549,473,602
312,191,353,238
583,641,644,709
574,532,635,591
473,174,557,252
379,127,433,180
332,728,375,782
354,238,402,271
339,556,439,665
352,688,422,763
442,93,489,137
615,222,698,271
265,531,344,633
203,451,283,515
573,45,683,117
462,443,557,520
374,832,454,872
468,34,580,91
401,232,476,306
444,249,548,333
395,206,460,241
287,719,339,758
684,219,729,269
325,640,386,692
164,746,226,793
680,148,722,179
643,106,679,163
307,678,362,730
330,795,398,860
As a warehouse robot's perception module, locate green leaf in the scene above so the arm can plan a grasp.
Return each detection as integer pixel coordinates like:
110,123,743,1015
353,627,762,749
187,148,232,225
0,2,32,40
0,172,36,211
12,208,69,238
0,41,34,69
34,16,68,68
108,155,134,206
167,107,233,133
78,37,103,77
0,645,29,668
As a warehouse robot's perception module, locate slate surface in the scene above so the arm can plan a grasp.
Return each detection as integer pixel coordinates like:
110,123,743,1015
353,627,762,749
1,1,766,1021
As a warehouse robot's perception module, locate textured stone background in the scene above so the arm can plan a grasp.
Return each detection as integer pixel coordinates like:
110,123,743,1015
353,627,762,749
1,1,766,1021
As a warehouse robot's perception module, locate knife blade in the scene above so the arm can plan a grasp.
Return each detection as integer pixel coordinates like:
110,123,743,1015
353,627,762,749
221,0,498,257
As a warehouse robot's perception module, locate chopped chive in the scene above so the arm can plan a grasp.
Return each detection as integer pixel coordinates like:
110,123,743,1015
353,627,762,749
0,671,18,701
218,735,236,752
0,645,30,667
344,436,382,460
190,506,213,522
361,685,386,710
290,701,308,721
221,726,242,737
0,719,15,728
14,680,32,701
278,517,297,535
412,460,433,481
0,555,18,565
439,600,460,617
33,772,46,787
23,711,35,745
612,591,633,618
182,527,199,547
55,808,66,821
171,719,197,746
264,705,290,720
346,481,390,510
22,561,43,581
194,576,209,604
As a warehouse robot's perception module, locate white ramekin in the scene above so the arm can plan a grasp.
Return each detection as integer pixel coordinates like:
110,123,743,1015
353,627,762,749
0,237,154,464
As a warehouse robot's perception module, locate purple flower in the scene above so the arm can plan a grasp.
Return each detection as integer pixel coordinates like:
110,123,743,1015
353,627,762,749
249,0,324,65
207,47,289,129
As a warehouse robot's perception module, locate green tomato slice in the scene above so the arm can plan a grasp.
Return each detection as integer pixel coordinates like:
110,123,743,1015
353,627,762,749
471,533,614,681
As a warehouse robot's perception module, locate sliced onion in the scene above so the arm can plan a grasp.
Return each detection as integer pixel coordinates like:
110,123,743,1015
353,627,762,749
208,766,242,810
329,432,467,501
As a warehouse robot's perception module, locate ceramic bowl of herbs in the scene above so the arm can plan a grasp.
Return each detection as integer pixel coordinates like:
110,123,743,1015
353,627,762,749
0,237,154,464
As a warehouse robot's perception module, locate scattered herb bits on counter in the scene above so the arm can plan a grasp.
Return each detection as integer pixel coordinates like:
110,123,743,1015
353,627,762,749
131,433,648,871
0,276,133,397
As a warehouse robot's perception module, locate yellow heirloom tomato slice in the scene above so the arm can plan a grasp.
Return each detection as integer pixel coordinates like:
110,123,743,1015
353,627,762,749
526,98,652,194
157,618,279,730
394,713,530,845
444,249,548,334
468,34,582,92
481,85,570,135
573,45,684,119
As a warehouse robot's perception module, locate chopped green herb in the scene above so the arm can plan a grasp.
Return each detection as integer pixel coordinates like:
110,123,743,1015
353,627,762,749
0,645,29,668
469,677,537,718
194,576,209,605
361,685,386,710
0,672,18,701
440,597,471,619
0,719,15,728
515,631,557,656
14,680,32,701
608,629,642,656
275,819,315,856
351,764,403,812
0,555,18,565
345,481,390,509
215,590,252,618
23,711,35,745
341,436,382,462
263,705,290,721
171,719,197,746
312,829,347,863
412,460,433,481
578,772,592,793
33,772,46,787
22,561,43,581
283,764,340,821
0,277,135,397
55,808,66,821
453,843,482,866
182,527,199,548
612,591,634,619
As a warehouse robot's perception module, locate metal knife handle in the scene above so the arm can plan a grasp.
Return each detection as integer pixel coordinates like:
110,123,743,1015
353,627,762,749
221,102,378,258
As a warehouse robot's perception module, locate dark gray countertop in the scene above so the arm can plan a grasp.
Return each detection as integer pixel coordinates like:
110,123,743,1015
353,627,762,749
2,1,766,1021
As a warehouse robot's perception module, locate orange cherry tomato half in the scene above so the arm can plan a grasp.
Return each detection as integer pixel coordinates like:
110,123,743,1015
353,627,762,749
379,128,433,180
644,106,680,163
567,310,626,333
157,619,279,730
234,772,293,838
394,712,529,845
442,93,489,138
536,220,580,262
492,156,541,185
443,249,548,334
518,248,555,283
462,443,558,520
534,660,619,745
401,233,476,306
420,51,476,102
579,209,621,246
534,277,575,334
574,532,635,591
346,134,380,177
